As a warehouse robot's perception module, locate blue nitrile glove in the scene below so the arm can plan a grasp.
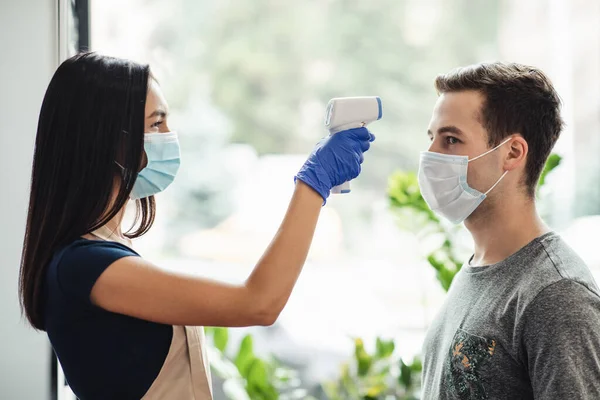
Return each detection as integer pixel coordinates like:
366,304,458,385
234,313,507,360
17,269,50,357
295,127,375,204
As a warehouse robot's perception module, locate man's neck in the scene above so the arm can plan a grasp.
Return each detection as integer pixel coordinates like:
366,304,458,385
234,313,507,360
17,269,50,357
465,196,550,267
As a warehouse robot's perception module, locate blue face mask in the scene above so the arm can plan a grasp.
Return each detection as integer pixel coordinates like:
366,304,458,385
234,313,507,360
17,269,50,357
128,132,181,199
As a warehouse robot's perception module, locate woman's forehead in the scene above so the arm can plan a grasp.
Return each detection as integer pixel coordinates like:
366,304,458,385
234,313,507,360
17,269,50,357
145,79,169,115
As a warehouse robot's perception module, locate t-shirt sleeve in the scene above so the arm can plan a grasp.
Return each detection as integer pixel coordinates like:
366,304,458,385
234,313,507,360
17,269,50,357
521,278,600,399
56,240,139,305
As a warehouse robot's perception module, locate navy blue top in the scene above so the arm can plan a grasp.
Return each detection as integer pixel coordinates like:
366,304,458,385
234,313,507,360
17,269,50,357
43,239,172,400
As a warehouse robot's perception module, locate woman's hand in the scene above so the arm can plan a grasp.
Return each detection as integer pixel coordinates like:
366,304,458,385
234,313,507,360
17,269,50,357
295,127,375,203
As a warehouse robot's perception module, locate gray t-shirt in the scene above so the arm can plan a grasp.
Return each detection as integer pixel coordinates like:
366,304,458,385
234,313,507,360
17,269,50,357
422,232,600,400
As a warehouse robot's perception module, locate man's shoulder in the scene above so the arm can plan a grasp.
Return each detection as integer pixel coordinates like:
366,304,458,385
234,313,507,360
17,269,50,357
525,232,596,289
513,232,599,314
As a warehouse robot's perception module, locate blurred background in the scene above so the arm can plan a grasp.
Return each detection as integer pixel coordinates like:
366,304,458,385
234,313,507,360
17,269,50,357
89,0,600,397
2,0,599,399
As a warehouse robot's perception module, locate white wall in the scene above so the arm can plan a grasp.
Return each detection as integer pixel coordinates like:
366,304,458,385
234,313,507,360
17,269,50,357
0,1,57,399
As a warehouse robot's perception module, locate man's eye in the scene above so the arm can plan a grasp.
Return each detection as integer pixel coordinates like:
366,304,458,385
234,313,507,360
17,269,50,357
446,136,459,145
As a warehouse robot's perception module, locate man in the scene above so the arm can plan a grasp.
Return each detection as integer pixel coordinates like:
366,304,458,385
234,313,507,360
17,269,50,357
419,62,600,399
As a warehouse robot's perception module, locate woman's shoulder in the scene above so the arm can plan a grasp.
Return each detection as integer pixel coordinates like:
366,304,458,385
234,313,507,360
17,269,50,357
52,238,140,270
48,238,140,304
61,238,140,257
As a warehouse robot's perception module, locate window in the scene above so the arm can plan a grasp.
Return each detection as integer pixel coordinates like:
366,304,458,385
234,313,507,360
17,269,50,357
55,3,91,399
86,0,600,396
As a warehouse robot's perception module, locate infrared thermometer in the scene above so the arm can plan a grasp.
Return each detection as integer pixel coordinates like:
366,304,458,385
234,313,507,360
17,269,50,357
324,96,382,194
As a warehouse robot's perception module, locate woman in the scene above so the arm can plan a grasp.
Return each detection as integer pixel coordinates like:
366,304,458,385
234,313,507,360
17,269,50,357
19,52,374,399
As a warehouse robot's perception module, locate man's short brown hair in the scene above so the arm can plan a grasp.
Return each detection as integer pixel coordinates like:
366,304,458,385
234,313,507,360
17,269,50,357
435,62,564,197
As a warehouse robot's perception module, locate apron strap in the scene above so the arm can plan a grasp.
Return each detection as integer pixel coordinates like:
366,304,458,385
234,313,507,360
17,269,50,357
89,225,133,248
184,326,213,399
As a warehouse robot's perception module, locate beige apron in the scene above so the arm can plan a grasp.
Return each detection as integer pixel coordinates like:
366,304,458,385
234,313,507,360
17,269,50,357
90,226,213,399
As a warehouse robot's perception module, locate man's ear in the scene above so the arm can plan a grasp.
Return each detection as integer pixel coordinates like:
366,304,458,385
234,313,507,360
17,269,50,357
504,134,528,172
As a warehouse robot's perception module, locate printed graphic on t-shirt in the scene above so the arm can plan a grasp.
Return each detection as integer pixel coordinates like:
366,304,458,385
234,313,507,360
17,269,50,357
445,329,496,400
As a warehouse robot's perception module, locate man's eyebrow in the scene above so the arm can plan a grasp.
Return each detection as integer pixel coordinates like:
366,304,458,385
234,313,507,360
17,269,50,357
427,125,464,137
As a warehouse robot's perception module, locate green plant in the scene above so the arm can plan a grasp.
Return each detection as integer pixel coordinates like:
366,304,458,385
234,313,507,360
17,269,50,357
323,337,422,400
387,171,462,291
538,153,562,190
205,327,313,400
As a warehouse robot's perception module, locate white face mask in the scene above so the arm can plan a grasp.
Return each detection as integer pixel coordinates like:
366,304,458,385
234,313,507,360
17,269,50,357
417,138,511,224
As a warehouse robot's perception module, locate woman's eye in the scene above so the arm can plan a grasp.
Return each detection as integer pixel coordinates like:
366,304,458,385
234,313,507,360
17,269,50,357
151,120,163,128
446,136,459,145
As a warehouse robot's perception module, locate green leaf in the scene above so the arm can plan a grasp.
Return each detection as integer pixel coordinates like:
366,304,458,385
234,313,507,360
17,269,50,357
426,254,443,272
213,327,229,352
387,171,439,224
375,338,395,359
365,382,387,397
204,327,216,336
410,356,423,373
235,335,256,377
538,153,562,188
354,338,373,377
246,359,268,388
246,359,279,400
427,249,462,292
399,359,413,390
323,381,342,400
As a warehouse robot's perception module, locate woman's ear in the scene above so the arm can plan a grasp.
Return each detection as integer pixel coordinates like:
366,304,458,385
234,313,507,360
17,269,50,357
504,134,528,172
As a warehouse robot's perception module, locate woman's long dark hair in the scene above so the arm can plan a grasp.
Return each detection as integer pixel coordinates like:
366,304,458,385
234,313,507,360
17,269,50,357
20,52,156,330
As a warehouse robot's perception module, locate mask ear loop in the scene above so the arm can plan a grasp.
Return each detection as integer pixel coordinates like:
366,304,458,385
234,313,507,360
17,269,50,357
468,137,513,195
468,137,513,163
114,161,132,190
484,170,509,195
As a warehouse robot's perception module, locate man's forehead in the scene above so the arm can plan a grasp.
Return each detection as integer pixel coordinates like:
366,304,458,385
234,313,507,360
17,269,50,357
435,91,483,115
429,91,485,133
